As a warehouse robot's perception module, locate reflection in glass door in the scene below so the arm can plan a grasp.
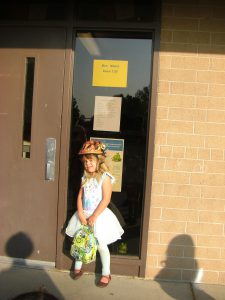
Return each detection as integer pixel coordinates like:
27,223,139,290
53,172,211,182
67,31,152,258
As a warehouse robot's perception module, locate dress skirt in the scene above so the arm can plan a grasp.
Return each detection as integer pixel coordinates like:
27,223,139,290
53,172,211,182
65,208,124,245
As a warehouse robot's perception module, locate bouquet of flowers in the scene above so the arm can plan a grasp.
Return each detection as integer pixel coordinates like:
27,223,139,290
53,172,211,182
70,225,98,264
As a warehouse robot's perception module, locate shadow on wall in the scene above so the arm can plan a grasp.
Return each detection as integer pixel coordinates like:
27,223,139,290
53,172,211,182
0,232,64,300
154,234,215,300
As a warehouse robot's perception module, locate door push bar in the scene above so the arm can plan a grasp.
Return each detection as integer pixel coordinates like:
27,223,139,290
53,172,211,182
45,138,56,181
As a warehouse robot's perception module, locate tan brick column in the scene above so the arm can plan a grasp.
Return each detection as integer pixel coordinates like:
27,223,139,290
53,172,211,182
146,0,225,284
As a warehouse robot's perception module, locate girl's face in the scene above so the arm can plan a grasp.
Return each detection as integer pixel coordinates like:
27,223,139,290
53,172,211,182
82,155,98,174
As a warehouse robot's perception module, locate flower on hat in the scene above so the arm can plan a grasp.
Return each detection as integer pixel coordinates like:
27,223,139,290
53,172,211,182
78,140,107,155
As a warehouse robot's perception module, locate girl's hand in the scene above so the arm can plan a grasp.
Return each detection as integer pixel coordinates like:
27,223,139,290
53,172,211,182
79,213,87,225
87,214,97,227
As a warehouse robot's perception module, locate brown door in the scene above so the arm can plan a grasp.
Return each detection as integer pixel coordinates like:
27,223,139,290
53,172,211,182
0,27,66,262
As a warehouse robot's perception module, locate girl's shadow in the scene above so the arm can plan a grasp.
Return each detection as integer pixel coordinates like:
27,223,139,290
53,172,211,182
154,234,215,300
0,232,64,300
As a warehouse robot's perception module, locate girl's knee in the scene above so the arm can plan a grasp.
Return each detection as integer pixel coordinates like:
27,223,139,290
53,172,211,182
97,244,109,253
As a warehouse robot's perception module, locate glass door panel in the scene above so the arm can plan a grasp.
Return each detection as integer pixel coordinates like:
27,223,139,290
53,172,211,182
68,31,152,257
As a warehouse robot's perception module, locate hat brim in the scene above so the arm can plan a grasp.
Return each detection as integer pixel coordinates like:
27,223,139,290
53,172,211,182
78,150,103,155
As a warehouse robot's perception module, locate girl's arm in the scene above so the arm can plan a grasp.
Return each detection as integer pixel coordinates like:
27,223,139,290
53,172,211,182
88,175,112,226
77,187,87,225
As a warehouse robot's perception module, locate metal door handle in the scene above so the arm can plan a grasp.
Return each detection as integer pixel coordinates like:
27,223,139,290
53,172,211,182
45,138,56,181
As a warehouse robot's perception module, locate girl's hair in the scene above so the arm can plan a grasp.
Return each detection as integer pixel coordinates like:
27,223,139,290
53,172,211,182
81,153,111,186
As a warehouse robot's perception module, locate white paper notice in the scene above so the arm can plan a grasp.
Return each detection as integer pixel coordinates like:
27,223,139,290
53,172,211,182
93,96,122,132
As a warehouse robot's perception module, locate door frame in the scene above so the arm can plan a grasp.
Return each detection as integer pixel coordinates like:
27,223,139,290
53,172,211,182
56,10,161,277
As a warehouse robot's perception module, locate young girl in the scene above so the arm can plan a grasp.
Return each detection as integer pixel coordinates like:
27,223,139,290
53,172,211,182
65,140,124,287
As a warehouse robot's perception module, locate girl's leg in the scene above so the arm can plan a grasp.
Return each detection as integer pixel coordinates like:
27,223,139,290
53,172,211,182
72,260,83,280
74,260,83,272
97,243,110,276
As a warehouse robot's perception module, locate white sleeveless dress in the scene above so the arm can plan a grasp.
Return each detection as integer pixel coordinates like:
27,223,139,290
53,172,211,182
65,172,124,245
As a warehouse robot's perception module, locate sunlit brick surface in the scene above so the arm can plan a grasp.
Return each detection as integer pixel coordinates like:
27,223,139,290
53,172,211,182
146,0,225,284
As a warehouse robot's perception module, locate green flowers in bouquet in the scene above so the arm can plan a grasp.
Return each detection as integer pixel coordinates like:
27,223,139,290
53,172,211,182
70,225,98,264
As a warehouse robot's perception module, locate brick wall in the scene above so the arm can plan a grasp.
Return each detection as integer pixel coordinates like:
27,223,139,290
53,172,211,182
147,0,225,284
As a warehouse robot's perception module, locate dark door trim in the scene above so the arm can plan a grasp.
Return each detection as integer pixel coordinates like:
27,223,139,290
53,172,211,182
57,16,161,276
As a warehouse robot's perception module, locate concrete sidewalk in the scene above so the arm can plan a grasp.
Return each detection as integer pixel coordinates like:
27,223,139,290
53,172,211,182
0,262,224,300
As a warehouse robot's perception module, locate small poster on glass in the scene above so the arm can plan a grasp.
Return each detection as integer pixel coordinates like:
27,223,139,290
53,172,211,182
92,59,128,87
90,137,124,192
93,96,121,132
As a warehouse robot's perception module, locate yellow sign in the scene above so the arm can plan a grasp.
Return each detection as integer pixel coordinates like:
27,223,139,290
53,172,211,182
92,60,128,88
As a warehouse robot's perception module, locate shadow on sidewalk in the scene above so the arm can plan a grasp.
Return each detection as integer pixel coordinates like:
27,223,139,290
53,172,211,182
154,234,215,300
0,232,64,300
